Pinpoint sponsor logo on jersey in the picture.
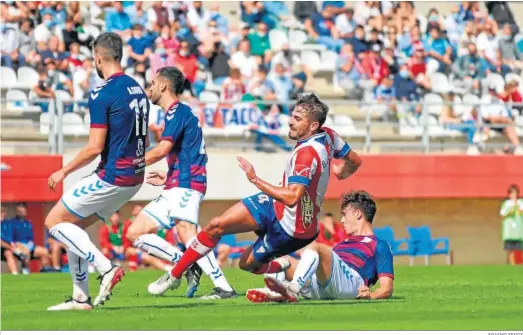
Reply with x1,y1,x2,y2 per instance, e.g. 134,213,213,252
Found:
301,192,314,229
295,164,311,178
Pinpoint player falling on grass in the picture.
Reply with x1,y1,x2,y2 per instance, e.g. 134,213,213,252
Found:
125,67,237,299
246,190,394,303
45,32,149,310
148,93,363,295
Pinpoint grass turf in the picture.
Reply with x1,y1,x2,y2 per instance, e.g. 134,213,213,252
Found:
1,265,523,330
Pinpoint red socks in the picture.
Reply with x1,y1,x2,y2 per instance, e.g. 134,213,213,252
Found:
252,260,285,274
170,231,219,279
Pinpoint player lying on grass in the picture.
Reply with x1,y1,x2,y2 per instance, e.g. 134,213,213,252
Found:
246,190,394,303
125,67,236,299
147,93,362,295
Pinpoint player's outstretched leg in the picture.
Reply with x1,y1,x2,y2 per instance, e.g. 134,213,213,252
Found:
149,202,259,296
48,250,93,311
265,244,333,303
45,202,125,308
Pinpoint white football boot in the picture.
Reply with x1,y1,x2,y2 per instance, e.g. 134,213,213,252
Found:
93,265,125,306
264,276,300,303
47,297,93,311
148,272,181,296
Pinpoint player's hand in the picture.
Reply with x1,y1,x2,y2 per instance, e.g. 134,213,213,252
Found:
237,156,258,183
146,171,167,186
332,162,347,180
48,169,66,192
356,285,371,300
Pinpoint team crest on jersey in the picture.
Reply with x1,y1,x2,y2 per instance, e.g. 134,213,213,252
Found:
300,192,314,229
136,138,144,156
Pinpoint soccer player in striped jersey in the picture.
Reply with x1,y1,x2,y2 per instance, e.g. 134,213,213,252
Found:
247,190,395,303
147,93,362,295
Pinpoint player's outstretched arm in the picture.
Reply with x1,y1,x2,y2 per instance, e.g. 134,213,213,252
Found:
237,156,306,207
145,140,174,166
48,128,107,191
332,150,362,180
357,277,393,300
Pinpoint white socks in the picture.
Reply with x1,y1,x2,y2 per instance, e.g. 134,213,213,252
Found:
292,249,319,289
133,234,184,263
49,222,112,275
67,249,89,302
188,241,233,292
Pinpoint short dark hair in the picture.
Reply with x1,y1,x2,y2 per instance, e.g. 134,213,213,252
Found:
15,202,27,208
295,93,329,127
157,67,186,95
91,32,123,62
508,184,520,195
340,190,377,223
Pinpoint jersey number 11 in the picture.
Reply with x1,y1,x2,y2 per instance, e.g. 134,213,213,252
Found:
129,98,147,136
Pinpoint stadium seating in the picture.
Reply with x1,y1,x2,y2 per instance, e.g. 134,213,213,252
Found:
373,227,410,256
407,226,451,266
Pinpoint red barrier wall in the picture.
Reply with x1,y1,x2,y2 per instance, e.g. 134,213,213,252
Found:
326,155,523,199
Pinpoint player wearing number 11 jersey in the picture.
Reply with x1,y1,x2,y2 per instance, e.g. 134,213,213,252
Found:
45,32,148,310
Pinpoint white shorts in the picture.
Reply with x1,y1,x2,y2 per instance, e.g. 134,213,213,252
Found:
61,173,142,222
307,251,365,300
142,187,204,229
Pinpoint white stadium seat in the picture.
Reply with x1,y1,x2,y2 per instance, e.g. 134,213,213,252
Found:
79,45,92,58
288,30,307,49
320,50,338,72
199,91,220,103
1,66,17,88
423,93,444,116
485,73,505,93
40,113,52,134
300,51,321,72
62,113,87,136
505,73,522,87
269,29,288,51
6,89,28,110
16,66,39,89
430,73,450,94
85,25,101,39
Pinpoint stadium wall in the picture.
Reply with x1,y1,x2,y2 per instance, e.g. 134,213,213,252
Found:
1,154,522,265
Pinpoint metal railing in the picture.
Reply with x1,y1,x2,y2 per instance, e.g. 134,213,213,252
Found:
2,95,522,154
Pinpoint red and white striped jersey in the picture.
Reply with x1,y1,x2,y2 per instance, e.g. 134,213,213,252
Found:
274,127,351,239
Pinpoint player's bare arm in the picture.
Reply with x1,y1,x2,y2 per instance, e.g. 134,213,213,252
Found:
48,127,107,191
238,156,307,207
332,150,362,180
145,139,174,166
357,276,394,300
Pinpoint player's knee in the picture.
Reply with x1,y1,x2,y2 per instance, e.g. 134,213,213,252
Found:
204,217,224,238
3,249,13,258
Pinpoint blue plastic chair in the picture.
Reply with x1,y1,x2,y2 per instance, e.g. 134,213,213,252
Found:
407,226,451,266
218,235,252,262
374,226,410,256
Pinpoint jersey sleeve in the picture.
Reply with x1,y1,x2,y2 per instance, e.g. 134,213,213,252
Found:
88,90,110,128
376,240,394,280
0,221,14,243
161,110,185,143
325,127,351,159
288,147,318,187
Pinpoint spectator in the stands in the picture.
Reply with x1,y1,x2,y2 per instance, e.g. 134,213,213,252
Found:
18,19,36,57
127,24,152,67
367,28,384,50
394,63,422,118
62,17,81,51
290,71,307,100
241,1,275,29
249,104,292,152
106,2,132,39
499,80,523,116
322,1,347,16
133,62,147,88
500,184,523,265
149,38,176,78
66,1,85,25
1,207,19,275
147,1,172,32
264,1,293,27
67,42,85,72
336,43,364,99
231,39,259,80
208,42,230,86
345,25,368,54
175,40,204,97
335,7,357,40
499,23,523,72
268,62,293,102
407,48,432,91
488,49,512,77
425,26,453,73
40,35,68,71
480,84,523,155
360,43,390,88
294,1,318,24
208,3,229,35
477,20,500,64
445,5,466,45
247,65,276,101
130,1,148,27
229,22,251,54
1,24,25,70
486,1,519,34
74,59,103,101
248,22,271,62
374,76,396,120
425,8,445,33
452,42,488,95
382,46,399,75
458,21,478,56
440,91,482,155
221,67,246,102
33,66,56,112
187,1,211,34
383,26,398,51
34,13,53,43
305,7,344,52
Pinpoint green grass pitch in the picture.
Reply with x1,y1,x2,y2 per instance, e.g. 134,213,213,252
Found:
2,265,523,330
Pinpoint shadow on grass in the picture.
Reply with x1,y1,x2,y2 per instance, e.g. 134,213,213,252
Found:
104,302,218,311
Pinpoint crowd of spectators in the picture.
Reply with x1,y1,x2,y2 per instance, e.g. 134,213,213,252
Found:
1,1,523,154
